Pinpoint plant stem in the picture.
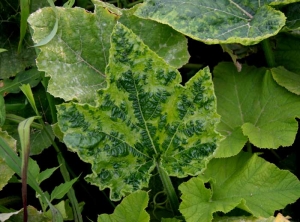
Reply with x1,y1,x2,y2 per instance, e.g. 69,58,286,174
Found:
156,162,179,215
39,82,83,222
261,39,276,68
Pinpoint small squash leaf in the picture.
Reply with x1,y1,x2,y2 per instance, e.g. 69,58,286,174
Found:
179,152,300,221
213,62,300,158
57,23,221,200
134,0,287,45
97,191,149,222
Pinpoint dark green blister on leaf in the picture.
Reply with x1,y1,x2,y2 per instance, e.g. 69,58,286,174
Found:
57,23,221,201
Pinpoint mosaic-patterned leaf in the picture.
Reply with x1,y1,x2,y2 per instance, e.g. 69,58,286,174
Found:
213,62,300,158
179,152,300,221
57,23,221,200
28,1,189,104
118,5,189,68
134,0,288,45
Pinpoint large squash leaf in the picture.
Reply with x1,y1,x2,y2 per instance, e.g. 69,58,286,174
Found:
28,6,110,104
57,23,221,200
179,152,300,221
213,62,300,158
134,0,289,45
28,1,189,104
97,191,149,222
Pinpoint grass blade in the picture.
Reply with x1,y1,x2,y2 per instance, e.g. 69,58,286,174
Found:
18,0,30,53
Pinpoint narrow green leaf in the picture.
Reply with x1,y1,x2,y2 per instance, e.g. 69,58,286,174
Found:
20,84,39,115
0,68,42,97
18,116,40,219
33,18,58,47
57,23,221,200
97,191,150,222
63,0,75,8
213,62,300,157
33,0,59,47
37,166,60,184
50,177,78,201
179,152,300,221
18,0,30,52
0,132,61,220
135,0,286,45
0,95,5,126
0,48,7,53
0,130,16,191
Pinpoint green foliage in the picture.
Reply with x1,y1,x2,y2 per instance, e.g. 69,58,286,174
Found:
57,23,220,200
213,62,300,157
179,152,300,221
134,0,288,45
1,0,300,221
97,191,149,222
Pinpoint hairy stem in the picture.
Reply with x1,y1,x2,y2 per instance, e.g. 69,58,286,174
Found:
156,162,179,215
261,39,276,68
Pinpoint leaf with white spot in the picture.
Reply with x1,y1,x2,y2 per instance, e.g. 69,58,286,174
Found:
28,6,113,104
57,23,221,200
134,0,289,45
28,1,189,104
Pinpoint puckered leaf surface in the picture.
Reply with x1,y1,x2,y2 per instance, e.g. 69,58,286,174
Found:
97,191,149,222
134,0,288,45
179,152,300,221
28,1,189,104
57,23,221,200
213,62,300,158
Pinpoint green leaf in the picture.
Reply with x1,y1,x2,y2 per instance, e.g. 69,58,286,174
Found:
118,5,189,68
28,6,114,103
0,206,51,222
179,152,300,221
0,130,16,191
37,166,59,184
57,23,221,200
161,218,182,222
30,124,55,155
281,2,300,31
213,62,300,158
274,34,300,73
0,68,42,97
0,95,5,126
134,0,287,45
0,48,7,53
271,66,300,95
97,191,149,222
50,177,78,201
